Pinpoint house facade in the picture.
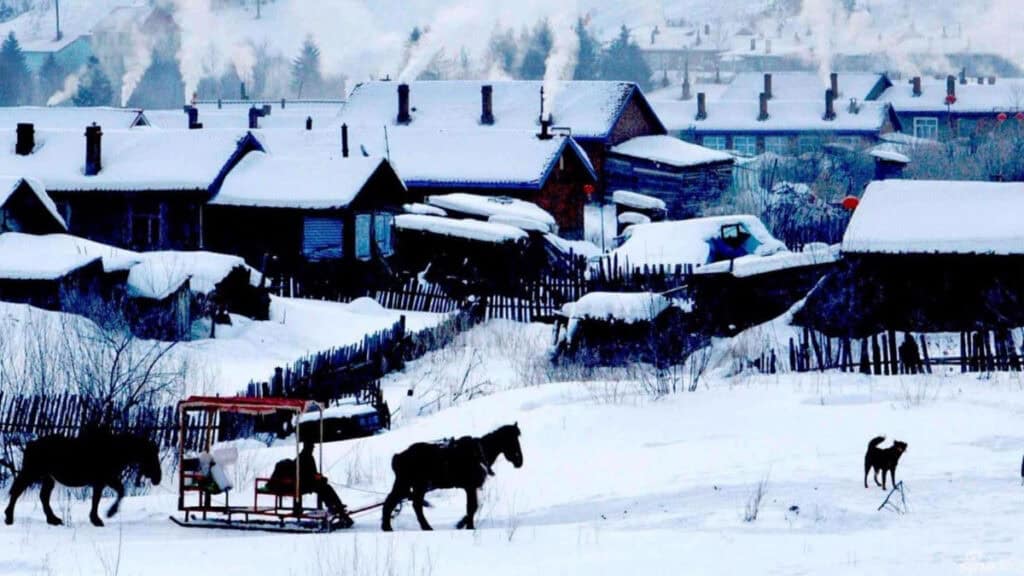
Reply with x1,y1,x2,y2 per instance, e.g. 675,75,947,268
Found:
880,75,1024,142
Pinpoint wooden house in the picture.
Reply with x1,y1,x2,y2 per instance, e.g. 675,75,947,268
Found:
796,180,1024,337
0,233,106,313
0,176,66,235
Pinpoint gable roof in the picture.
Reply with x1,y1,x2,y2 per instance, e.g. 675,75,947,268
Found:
0,176,65,230
843,180,1024,256
721,72,890,102
341,80,664,141
880,78,1024,114
652,98,894,134
0,128,260,193
0,107,149,130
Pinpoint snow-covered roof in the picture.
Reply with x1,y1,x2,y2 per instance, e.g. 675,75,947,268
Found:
0,0,130,52
610,135,733,167
341,80,664,140
618,212,651,226
561,292,670,323
880,78,1024,114
612,190,667,211
0,176,65,230
869,148,910,164
653,99,892,133
843,180,1024,256
213,151,395,210
297,402,377,424
147,101,345,131
395,214,528,244
694,244,841,278
0,128,254,192
126,260,190,300
403,203,447,217
426,193,556,233
721,72,888,102
610,215,786,269
0,107,149,131
0,233,100,280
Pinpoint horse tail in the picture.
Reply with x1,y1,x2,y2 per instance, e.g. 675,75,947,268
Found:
868,436,886,450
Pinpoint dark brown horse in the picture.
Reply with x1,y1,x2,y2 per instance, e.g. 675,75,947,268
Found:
382,423,523,531
5,433,162,527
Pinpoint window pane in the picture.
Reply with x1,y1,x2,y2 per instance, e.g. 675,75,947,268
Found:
355,214,372,260
303,216,343,260
374,213,394,256
702,136,726,150
733,136,757,156
764,137,789,155
913,117,938,140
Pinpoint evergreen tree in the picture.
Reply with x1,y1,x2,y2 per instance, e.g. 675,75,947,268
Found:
291,36,322,98
518,19,552,80
487,25,517,74
573,18,600,80
37,53,65,104
127,53,184,109
0,32,32,105
599,26,653,90
72,57,115,107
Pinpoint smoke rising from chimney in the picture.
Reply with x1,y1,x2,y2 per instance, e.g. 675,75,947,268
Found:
541,5,580,122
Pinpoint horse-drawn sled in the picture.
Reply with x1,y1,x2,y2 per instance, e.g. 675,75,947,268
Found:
170,396,382,534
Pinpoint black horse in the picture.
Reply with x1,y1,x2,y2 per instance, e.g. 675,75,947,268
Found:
382,423,523,531
5,433,162,527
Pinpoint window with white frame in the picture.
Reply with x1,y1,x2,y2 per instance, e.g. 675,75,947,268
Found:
834,135,862,148
732,135,758,156
797,135,821,155
702,135,727,150
374,213,394,256
302,216,343,261
913,117,939,140
354,214,372,260
764,136,790,155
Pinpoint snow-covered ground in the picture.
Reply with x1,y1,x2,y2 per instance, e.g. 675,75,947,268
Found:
3,320,1024,575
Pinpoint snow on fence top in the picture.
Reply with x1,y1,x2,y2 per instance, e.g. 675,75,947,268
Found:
561,292,670,323
611,215,785,269
0,233,99,280
427,193,556,232
0,176,65,229
610,135,733,168
843,180,1024,256
612,190,667,211
395,214,528,244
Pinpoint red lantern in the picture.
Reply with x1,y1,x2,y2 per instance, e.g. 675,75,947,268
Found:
583,184,595,196
997,112,1009,122
944,94,957,105
1016,112,1024,121
841,196,860,211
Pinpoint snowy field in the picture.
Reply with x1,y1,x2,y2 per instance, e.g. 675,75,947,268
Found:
2,321,1024,575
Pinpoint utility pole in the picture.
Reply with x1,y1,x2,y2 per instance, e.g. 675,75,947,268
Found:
55,0,62,41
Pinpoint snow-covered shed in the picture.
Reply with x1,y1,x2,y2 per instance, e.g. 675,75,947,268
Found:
0,232,105,313
425,193,557,234
0,176,65,234
797,180,1024,336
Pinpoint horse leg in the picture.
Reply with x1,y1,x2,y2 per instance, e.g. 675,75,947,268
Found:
89,483,106,527
39,477,63,526
381,480,408,532
4,471,35,525
456,488,478,530
411,488,432,531
106,478,125,519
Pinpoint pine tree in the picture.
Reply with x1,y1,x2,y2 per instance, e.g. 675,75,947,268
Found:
487,25,517,74
72,57,115,107
573,18,600,80
127,53,184,109
0,32,32,106
518,19,552,80
291,36,322,98
599,26,653,90
37,53,66,104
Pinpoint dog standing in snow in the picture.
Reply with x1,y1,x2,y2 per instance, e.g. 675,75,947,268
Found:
864,436,907,490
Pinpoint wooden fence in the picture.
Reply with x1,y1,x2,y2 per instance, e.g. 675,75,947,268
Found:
371,278,461,314
590,255,693,293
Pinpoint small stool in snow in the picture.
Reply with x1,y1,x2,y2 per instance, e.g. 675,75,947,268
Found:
877,481,908,514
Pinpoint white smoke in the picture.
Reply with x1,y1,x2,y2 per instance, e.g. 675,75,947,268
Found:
542,6,581,121
120,24,155,107
47,73,81,106
398,2,490,82
797,0,837,86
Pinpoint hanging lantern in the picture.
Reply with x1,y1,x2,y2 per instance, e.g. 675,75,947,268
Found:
583,184,595,196
841,196,860,211
997,112,1008,122
1016,112,1024,121
944,94,957,105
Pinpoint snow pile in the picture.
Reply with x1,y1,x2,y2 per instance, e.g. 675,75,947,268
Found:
610,215,786,269
868,147,911,164
843,180,1024,255
403,202,447,217
427,193,556,233
395,214,528,244
561,291,670,323
618,212,651,226
126,260,190,300
694,244,841,278
0,176,64,229
610,135,733,168
611,190,667,211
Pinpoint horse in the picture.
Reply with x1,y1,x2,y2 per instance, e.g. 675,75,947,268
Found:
4,432,162,527
381,423,523,531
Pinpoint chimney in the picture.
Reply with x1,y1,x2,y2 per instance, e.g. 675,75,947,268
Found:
538,117,553,140
763,73,773,100
183,105,203,130
240,81,248,101
480,85,494,125
978,76,984,85
15,123,34,156
959,67,967,85
248,105,270,129
750,37,756,51
912,76,922,97
306,116,313,131
989,76,996,85
946,75,956,100
217,98,222,109
85,124,102,176
765,38,772,54
397,83,411,124
830,72,839,98
281,98,287,109
758,92,769,121
681,77,691,100
341,123,349,158
824,89,836,121
696,92,707,120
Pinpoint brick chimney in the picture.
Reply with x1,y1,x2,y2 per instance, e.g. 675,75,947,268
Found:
480,85,495,125
912,76,922,97
696,92,707,120
989,76,996,85
240,81,248,101
85,124,102,176
758,92,769,121
15,123,34,156
248,105,270,129
946,75,956,100
341,123,349,158
183,105,203,130
763,73,772,100
281,98,287,109
830,72,839,98
959,67,967,85
750,37,756,51
306,116,313,131
397,84,411,124
824,89,836,121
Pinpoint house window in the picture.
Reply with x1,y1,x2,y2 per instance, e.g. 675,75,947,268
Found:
834,135,861,148
913,117,939,140
355,214,372,260
797,135,821,155
302,216,343,261
374,213,394,256
732,135,757,156
131,205,161,249
764,136,790,155
702,135,727,150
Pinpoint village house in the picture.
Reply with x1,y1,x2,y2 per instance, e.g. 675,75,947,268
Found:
0,176,66,235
